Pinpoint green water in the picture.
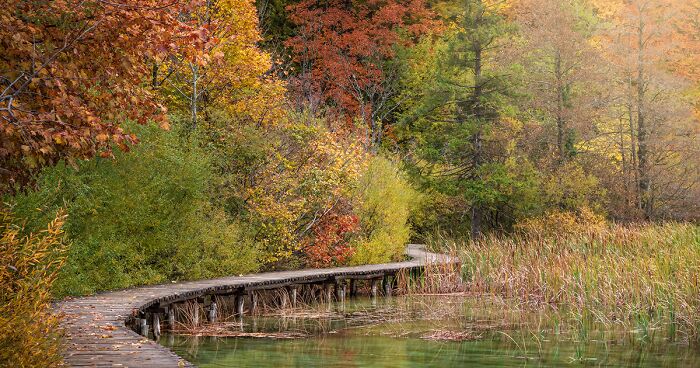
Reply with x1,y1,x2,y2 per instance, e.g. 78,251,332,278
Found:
159,296,700,367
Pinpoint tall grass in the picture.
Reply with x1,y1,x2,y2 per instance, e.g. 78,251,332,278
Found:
0,209,66,367
430,222,700,342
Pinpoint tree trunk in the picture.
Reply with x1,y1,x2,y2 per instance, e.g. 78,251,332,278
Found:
370,115,382,153
635,14,652,219
618,118,631,209
627,100,639,212
470,39,484,239
555,51,566,163
190,63,199,131
151,63,159,89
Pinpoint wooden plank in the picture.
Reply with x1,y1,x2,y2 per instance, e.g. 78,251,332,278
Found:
334,273,384,281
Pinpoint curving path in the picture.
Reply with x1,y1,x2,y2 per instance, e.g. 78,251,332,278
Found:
57,244,457,367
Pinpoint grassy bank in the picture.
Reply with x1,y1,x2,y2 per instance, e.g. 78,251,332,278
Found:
430,222,700,342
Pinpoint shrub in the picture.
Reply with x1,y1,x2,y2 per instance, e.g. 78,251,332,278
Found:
208,111,368,267
542,160,606,213
304,209,359,267
514,206,607,238
9,124,259,297
350,156,419,265
0,208,66,367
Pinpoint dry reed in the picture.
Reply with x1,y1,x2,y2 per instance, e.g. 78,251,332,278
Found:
431,222,700,342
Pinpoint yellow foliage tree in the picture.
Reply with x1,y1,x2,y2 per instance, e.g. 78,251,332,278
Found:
157,0,285,129
244,117,368,264
351,156,419,265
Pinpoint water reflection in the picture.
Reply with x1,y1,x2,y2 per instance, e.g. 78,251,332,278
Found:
160,296,700,368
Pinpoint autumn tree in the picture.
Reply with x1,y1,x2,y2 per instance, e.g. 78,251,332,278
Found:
591,0,700,219
514,0,603,164
0,0,201,192
286,0,436,150
669,1,700,83
155,0,283,132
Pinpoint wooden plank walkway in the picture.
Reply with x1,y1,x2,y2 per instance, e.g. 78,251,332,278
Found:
56,245,455,367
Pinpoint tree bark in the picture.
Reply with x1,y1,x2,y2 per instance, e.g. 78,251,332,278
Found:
470,37,484,239
555,50,566,163
635,13,652,219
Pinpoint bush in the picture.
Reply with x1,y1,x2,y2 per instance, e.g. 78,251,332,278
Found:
304,208,359,267
514,207,607,238
9,124,259,297
0,208,66,367
542,160,606,213
206,110,368,267
350,156,419,265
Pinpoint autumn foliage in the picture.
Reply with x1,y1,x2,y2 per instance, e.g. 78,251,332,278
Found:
286,0,436,146
158,0,285,129
1,0,697,316
0,209,66,367
0,0,203,189
304,210,359,268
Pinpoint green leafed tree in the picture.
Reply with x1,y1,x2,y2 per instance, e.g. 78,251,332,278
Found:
398,0,533,237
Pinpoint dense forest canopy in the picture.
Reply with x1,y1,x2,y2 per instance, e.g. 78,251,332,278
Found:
1,0,698,288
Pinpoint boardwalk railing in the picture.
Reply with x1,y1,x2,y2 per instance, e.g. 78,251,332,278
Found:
57,244,458,367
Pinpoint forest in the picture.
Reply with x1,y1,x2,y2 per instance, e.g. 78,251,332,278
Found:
1,0,699,366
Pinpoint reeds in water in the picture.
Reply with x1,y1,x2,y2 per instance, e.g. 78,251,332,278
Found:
430,222,700,342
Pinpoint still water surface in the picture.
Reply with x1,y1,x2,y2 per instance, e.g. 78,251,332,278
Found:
160,296,700,367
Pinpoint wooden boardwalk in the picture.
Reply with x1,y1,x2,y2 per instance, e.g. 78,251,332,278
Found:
56,245,455,367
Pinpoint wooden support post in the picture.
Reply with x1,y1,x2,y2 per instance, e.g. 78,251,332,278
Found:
139,316,148,337
250,292,258,315
383,275,393,297
153,313,161,340
235,294,245,317
167,305,175,330
350,279,357,298
325,283,334,303
228,294,237,315
290,286,298,308
337,281,346,303
130,317,139,333
208,300,217,323
371,279,379,298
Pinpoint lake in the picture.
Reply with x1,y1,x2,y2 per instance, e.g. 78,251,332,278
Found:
160,295,700,367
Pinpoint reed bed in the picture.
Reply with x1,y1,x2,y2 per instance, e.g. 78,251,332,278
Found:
431,222,700,342
396,258,465,295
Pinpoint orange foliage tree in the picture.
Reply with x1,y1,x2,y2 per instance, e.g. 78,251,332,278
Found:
286,0,436,150
304,209,359,267
668,1,700,81
589,0,700,219
0,1,203,190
